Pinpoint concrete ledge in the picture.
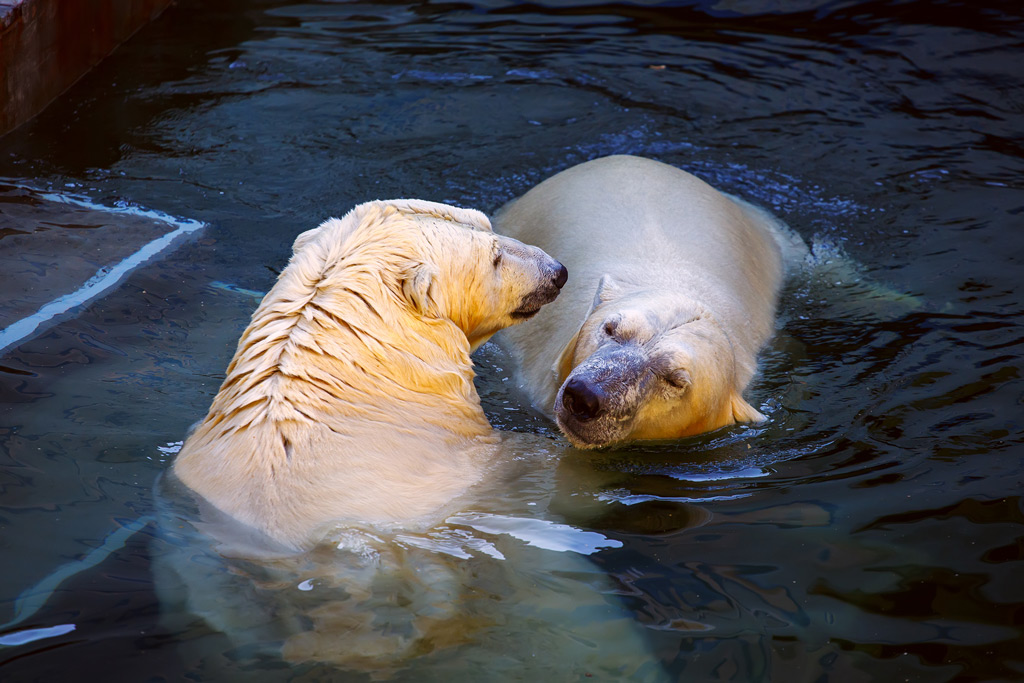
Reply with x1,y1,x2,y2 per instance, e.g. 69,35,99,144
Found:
0,182,205,354
0,0,172,137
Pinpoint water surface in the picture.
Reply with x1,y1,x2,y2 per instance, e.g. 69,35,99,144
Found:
1,0,1022,681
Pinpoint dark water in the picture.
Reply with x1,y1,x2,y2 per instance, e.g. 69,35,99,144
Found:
1,0,1023,680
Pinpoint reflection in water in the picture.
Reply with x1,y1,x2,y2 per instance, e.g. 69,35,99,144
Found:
0,0,1022,680
0,623,77,647
151,440,670,681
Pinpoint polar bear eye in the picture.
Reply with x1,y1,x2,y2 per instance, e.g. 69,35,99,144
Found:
664,369,691,390
603,318,618,337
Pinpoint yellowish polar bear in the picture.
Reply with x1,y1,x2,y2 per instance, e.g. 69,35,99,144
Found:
496,155,804,448
158,199,660,678
172,199,566,551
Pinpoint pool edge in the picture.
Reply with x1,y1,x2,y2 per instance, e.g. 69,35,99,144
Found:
0,0,173,138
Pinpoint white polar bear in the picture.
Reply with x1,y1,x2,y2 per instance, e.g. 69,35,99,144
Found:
495,155,804,448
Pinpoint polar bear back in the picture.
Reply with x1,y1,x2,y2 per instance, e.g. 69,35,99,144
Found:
499,156,781,333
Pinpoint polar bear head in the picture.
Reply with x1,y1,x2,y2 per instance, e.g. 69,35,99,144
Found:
287,200,567,352
552,274,764,449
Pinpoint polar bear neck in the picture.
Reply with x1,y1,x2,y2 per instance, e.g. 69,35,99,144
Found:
205,264,492,438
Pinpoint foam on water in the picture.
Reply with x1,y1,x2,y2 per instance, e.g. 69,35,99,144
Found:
447,512,623,554
396,527,507,560
599,491,752,505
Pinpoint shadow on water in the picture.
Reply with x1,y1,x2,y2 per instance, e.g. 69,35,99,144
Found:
1,0,1023,681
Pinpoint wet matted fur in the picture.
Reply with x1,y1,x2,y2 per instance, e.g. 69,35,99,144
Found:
173,199,565,551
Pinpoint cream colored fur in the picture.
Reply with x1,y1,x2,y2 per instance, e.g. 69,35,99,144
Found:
173,199,562,550
496,155,798,448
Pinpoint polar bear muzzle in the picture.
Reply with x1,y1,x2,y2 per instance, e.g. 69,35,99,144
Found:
554,342,650,448
500,237,568,320
511,259,568,319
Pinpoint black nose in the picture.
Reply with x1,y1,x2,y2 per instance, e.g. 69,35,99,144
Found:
553,262,568,289
562,377,605,421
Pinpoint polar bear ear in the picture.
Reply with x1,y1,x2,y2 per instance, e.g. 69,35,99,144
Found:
291,225,322,253
401,263,442,318
592,273,624,308
731,393,766,423
293,213,362,255
554,325,583,384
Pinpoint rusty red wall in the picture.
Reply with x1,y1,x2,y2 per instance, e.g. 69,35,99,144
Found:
0,0,172,137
